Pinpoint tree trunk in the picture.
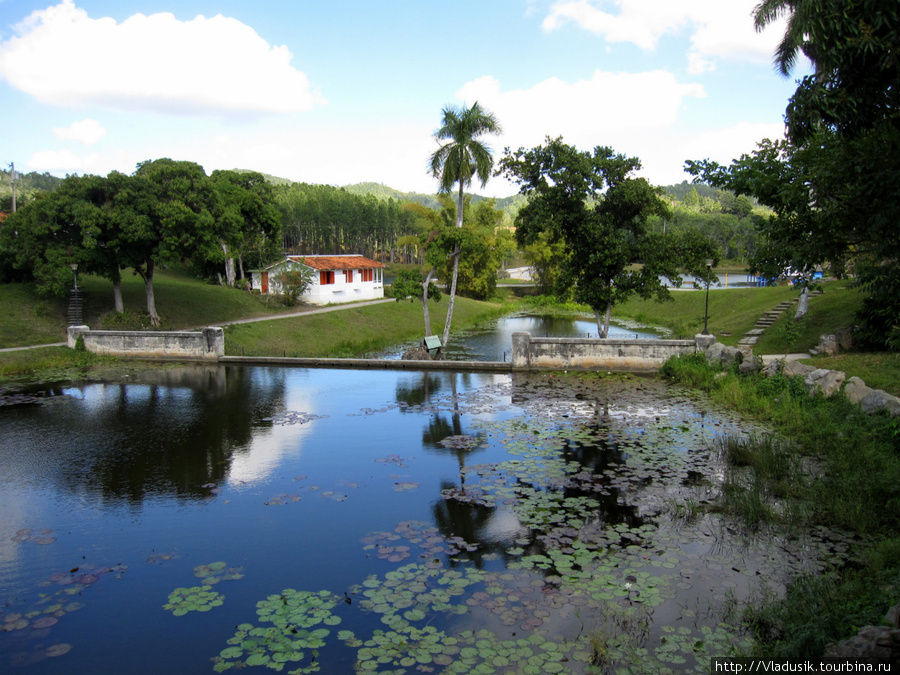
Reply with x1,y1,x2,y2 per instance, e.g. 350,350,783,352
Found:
238,255,245,281
113,278,124,313
442,245,460,348
421,267,436,335
594,304,612,338
795,284,810,319
222,242,236,287
441,182,466,349
142,260,160,326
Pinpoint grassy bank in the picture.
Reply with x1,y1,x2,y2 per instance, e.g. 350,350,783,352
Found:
0,268,313,349
224,296,513,358
613,285,799,344
661,354,900,660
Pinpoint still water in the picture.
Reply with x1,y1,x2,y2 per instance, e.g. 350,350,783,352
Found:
0,365,838,674
382,314,663,361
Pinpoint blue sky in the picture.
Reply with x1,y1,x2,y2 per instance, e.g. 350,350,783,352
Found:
0,0,809,197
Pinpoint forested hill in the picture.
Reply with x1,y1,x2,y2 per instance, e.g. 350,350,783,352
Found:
341,182,526,213
0,169,63,211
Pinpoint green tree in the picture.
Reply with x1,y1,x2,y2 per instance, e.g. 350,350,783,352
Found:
428,101,502,348
500,137,717,337
391,268,442,335
210,170,281,286
521,230,567,296
0,174,130,310
129,159,219,326
432,196,509,302
689,2,900,333
278,263,316,306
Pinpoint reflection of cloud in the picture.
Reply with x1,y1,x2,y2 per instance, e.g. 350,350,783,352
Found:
0,1,325,116
481,507,527,543
226,389,318,487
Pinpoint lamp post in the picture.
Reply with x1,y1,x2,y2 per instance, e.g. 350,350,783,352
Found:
701,258,713,335
71,263,78,292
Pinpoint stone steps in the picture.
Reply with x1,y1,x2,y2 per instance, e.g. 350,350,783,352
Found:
736,290,823,347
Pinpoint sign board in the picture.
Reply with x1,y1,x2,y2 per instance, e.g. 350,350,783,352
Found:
423,335,442,352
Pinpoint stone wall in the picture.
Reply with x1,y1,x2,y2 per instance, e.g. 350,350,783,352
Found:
511,332,703,372
67,325,224,361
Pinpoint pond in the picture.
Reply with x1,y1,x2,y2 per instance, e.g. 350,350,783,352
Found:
0,366,849,674
380,314,664,361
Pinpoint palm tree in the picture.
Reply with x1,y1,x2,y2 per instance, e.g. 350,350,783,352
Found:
429,102,502,350
753,0,817,75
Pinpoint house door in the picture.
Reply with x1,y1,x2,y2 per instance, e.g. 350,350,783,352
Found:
261,272,269,294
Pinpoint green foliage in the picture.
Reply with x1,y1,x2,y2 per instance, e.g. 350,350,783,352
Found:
430,196,510,301
690,1,900,324
390,269,440,303
500,136,718,337
660,352,719,390
274,182,416,260
204,170,282,284
520,231,568,296
278,267,315,306
853,260,900,351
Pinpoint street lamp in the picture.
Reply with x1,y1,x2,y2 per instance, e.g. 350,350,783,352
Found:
701,258,713,335
71,263,78,292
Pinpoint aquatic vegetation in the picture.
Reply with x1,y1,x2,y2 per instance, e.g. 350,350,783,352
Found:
193,561,244,585
163,586,224,616
213,590,342,673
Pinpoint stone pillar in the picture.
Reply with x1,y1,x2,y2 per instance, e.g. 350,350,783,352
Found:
694,334,716,352
202,327,225,359
67,325,90,349
511,332,531,370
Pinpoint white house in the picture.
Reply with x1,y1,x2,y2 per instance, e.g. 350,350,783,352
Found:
251,255,386,305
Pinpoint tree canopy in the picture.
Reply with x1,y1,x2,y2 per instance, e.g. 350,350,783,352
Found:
688,0,900,346
500,137,717,337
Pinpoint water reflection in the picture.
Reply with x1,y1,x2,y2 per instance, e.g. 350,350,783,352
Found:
0,365,834,674
381,313,664,361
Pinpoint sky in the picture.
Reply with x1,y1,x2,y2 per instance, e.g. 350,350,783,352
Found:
0,0,810,198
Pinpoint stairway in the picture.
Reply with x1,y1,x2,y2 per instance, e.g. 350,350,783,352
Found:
737,291,822,347
68,288,83,326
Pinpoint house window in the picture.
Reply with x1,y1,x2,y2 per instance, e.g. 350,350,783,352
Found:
360,269,373,282
320,271,334,285
344,269,353,283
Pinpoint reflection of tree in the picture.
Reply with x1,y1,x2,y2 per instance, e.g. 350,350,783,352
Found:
432,481,505,569
31,366,289,506
394,372,443,408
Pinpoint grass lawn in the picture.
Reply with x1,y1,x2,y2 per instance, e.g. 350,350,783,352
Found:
0,268,318,349
224,296,509,358
753,281,862,354
802,351,900,397
612,285,799,343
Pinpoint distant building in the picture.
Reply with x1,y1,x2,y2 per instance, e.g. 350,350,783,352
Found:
251,255,386,305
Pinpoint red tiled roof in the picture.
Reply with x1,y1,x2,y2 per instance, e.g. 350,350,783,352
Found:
286,255,385,270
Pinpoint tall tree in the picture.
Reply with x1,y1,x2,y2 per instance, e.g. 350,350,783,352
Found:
129,159,219,326
210,170,281,286
501,137,717,337
691,1,900,336
428,101,502,349
0,174,129,309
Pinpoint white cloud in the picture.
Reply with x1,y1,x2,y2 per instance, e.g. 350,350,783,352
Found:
542,0,789,71
456,70,704,149
52,119,106,145
27,148,105,174
680,121,786,167
0,0,325,116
